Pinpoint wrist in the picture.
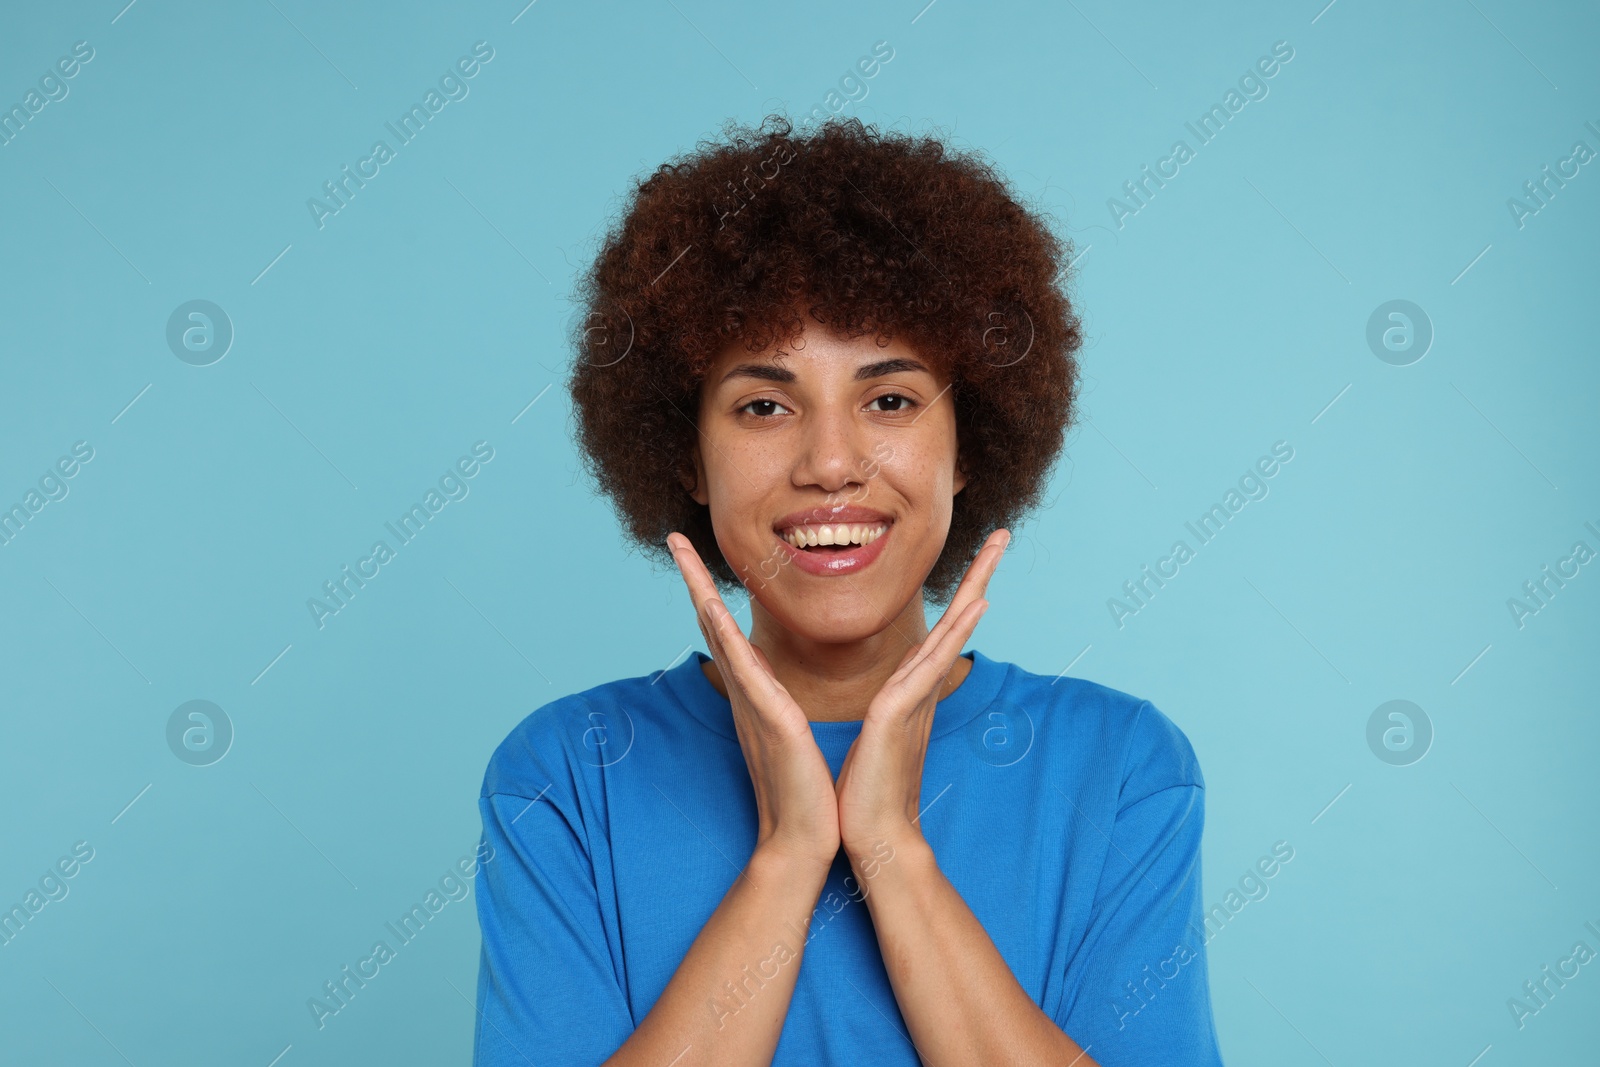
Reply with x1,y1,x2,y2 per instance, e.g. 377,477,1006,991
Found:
749,840,834,887
844,832,935,917
843,824,927,870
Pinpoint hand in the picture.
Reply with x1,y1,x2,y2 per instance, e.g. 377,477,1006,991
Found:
834,529,1010,860
667,532,841,871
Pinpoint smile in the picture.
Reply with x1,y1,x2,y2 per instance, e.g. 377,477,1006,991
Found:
778,522,888,550
772,520,894,577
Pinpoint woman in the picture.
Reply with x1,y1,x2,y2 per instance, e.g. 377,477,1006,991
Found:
473,116,1224,1066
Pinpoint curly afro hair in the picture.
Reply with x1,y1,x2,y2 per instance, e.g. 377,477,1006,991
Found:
567,114,1083,606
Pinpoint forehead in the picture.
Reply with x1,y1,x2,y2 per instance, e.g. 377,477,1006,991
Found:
702,326,945,389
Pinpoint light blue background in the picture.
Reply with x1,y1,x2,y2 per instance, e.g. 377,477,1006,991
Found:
2,0,1596,1063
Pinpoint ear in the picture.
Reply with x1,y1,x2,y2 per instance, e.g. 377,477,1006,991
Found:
681,443,710,505
952,450,969,496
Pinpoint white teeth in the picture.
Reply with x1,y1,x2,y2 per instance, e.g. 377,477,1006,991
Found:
781,523,887,549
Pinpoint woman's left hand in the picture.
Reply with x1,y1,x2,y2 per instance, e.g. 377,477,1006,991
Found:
834,529,1010,860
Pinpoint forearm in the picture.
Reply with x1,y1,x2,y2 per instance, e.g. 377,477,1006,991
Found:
851,835,1098,1067
605,847,830,1067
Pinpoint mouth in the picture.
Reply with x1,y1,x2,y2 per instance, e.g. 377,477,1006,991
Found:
778,521,889,552
771,508,894,576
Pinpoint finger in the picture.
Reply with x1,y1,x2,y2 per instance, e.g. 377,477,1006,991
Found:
902,597,989,698
950,528,1009,613
890,639,921,676
708,601,776,684
667,531,722,611
699,593,778,706
936,529,1008,633
748,642,780,682
668,533,748,680
665,535,781,708
671,540,732,663
915,530,1009,674
667,534,747,668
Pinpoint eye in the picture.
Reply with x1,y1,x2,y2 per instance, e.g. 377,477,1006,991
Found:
867,393,918,414
738,398,791,418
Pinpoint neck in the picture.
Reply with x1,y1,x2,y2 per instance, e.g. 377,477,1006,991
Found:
700,589,972,722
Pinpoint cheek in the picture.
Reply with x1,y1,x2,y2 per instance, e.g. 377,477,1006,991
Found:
704,453,782,565
926,486,957,539
873,458,950,542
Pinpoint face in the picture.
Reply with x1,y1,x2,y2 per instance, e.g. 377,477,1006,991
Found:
685,316,967,643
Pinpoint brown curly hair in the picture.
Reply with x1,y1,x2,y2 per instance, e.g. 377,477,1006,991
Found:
567,114,1083,606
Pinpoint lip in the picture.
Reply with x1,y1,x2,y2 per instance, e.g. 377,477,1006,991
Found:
772,504,893,532
773,509,894,578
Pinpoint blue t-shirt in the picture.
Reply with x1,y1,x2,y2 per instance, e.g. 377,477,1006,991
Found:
473,648,1225,1066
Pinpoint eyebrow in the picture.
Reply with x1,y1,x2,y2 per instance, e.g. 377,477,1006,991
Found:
718,357,931,386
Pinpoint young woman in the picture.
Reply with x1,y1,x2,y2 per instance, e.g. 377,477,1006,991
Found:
473,117,1224,1066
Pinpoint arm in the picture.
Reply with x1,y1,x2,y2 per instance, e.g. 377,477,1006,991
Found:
604,845,831,1067
473,789,833,1067
480,533,850,1065
847,831,1099,1067
1054,781,1223,1064
840,702,1224,1065
831,531,1086,1063
608,532,849,1064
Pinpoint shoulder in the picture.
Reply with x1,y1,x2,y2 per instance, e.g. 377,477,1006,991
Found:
992,657,1205,802
479,666,664,799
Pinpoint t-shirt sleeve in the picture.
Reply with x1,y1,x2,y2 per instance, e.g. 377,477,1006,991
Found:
473,786,636,1066
1053,701,1225,1066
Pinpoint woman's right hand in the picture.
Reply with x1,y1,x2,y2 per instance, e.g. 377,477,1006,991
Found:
668,532,840,872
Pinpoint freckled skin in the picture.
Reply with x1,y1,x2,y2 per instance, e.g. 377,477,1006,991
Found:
682,315,971,722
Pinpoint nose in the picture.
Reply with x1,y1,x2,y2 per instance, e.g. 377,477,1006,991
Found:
792,399,871,495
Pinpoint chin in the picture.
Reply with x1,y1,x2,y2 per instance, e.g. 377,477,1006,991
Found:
769,612,887,646
753,578,917,641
